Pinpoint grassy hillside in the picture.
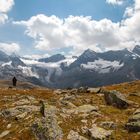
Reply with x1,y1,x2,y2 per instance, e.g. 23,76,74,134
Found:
0,80,139,140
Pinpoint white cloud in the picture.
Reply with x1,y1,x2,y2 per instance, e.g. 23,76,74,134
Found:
13,0,140,55
106,0,124,5
124,7,134,17
0,0,14,24
0,13,8,24
14,15,122,55
0,0,14,13
121,0,140,42
23,54,50,60
0,42,20,54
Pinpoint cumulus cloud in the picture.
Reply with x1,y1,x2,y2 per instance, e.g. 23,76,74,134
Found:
121,0,140,41
0,13,8,24
14,15,122,54
106,0,124,5
13,0,140,55
0,0,14,24
23,54,50,60
124,7,134,17
0,0,14,13
0,42,20,54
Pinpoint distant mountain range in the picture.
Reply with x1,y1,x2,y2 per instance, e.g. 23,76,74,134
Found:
0,45,140,88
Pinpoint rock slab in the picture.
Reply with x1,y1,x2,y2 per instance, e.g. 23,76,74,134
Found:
126,108,140,132
103,90,129,109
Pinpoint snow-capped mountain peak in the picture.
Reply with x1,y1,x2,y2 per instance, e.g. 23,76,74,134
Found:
0,46,140,88
133,45,140,56
39,54,65,63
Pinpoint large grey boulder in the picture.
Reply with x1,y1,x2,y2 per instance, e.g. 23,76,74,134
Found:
1,108,21,118
64,105,98,115
32,105,63,140
15,112,28,121
87,124,113,140
0,130,10,139
99,121,117,130
126,108,140,132
103,90,129,109
87,88,101,93
77,105,98,114
129,92,140,97
67,130,88,140
77,87,89,93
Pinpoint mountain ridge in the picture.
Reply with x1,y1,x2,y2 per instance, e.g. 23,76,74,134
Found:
0,45,140,88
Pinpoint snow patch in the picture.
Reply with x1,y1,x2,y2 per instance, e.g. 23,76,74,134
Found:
18,66,39,78
1,61,12,67
21,57,76,83
81,59,124,73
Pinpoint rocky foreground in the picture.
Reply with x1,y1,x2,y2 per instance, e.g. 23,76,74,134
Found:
0,81,140,140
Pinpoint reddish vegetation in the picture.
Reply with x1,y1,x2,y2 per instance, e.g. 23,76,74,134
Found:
0,80,139,140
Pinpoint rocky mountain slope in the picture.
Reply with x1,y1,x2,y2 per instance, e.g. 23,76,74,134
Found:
0,80,140,140
0,45,140,88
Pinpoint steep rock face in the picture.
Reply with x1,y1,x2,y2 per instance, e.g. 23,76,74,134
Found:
0,50,10,62
39,54,65,63
133,45,140,56
0,46,140,88
98,49,133,62
70,49,98,68
10,56,26,67
46,47,140,88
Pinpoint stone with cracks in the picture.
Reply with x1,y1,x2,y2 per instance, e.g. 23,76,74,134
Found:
103,90,129,109
126,108,140,132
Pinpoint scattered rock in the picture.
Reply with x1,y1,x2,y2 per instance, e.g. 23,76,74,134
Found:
103,90,129,109
81,119,87,124
126,108,140,132
63,104,98,116
83,99,92,104
134,108,140,115
126,121,140,132
77,105,98,114
67,130,88,140
60,90,69,94
54,89,63,95
32,105,63,140
87,124,113,140
87,88,101,93
99,121,117,129
77,87,89,93
14,98,30,106
81,126,88,134
129,92,140,97
61,100,76,108
1,105,39,119
70,89,78,95
0,130,10,138
15,112,28,120
63,94,75,101
1,108,21,118
7,124,12,129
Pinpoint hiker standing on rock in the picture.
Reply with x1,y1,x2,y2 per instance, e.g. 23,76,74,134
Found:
12,77,17,87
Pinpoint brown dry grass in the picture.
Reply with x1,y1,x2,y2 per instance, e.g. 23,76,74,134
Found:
0,80,140,140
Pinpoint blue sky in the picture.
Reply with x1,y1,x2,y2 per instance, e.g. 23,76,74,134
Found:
0,0,139,57
10,0,130,22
